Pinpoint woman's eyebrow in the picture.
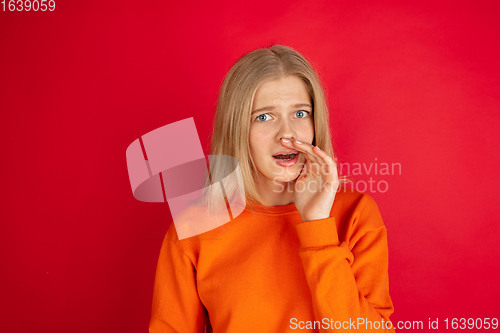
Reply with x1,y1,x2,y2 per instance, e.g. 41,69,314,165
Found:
251,106,275,114
293,103,313,109
251,103,312,114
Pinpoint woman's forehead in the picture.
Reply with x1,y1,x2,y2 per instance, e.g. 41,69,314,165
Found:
253,76,311,109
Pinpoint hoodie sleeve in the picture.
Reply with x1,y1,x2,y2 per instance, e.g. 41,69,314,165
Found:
294,193,395,332
149,224,209,333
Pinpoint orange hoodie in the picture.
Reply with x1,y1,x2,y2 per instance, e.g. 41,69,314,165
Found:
149,187,395,332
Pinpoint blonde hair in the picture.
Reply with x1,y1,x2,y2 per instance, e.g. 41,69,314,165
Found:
207,44,337,210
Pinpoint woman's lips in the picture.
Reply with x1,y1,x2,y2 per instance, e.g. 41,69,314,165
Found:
273,153,299,167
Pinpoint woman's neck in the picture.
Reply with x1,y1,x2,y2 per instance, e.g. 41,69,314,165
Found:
254,176,295,207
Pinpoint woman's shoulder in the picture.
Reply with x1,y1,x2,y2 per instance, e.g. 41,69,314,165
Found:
334,186,380,209
332,186,387,235
165,204,228,242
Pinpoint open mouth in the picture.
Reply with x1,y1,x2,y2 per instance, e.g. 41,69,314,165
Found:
273,154,297,161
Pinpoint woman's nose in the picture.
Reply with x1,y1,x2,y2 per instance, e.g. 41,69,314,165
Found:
276,119,296,142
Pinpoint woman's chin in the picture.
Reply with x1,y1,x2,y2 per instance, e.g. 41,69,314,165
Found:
272,172,300,183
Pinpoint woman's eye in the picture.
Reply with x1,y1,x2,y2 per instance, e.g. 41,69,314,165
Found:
295,110,309,118
255,113,271,122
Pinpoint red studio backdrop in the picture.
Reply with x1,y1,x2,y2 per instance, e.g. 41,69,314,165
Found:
1,1,499,332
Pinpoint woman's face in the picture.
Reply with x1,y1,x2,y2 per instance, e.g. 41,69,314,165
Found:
249,75,315,184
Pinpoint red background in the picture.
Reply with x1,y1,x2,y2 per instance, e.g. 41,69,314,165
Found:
1,0,499,332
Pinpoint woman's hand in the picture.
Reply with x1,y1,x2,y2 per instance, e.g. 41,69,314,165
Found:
280,138,340,222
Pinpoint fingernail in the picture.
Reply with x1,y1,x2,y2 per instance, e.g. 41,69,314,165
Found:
295,140,302,144
281,138,290,143
315,146,321,150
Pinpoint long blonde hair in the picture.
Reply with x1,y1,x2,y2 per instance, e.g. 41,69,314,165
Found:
208,44,336,209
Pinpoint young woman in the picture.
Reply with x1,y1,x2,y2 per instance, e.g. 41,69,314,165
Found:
149,45,395,332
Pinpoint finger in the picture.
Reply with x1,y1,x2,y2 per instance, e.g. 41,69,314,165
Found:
280,139,321,172
311,145,334,165
312,146,339,180
297,160,308,180
289,139,321,167
298,143,334,176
